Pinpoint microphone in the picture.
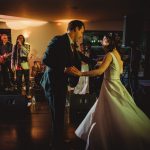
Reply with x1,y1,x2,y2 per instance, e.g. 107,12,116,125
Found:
16,40,21,47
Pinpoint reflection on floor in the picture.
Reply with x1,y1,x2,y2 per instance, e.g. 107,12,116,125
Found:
0,85,150,150
0,97,86,150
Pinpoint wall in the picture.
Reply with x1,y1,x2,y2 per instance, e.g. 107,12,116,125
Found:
0,20,123,65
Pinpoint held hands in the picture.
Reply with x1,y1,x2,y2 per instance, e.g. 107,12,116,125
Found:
64,66,82,76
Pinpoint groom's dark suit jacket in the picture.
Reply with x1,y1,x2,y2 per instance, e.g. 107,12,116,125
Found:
40,33,96,104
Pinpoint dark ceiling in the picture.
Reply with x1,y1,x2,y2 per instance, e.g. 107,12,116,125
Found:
0,0,149,22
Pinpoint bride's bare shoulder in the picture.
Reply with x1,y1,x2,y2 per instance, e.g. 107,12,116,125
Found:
102,52,113,65
105,52,113,58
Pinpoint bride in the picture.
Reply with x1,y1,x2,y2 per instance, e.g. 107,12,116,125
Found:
71,33,150,150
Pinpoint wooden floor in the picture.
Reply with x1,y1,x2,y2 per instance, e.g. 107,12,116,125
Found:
0,97,86,150
0,85,150,150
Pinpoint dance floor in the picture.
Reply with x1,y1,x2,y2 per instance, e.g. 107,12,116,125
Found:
0,85,149,150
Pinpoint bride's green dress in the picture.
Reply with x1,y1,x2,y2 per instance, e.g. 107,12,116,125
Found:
75,53,150,150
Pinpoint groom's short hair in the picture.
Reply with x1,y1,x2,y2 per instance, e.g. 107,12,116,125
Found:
67,20,85,31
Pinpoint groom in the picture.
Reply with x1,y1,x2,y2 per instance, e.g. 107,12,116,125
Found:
40,20,96,149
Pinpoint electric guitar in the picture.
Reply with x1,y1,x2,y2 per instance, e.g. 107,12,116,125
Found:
0,52,12,64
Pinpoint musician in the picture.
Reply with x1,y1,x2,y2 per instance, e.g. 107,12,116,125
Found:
11,35,31,98
31,61,42,77
31,61,43,87
0,34,13,91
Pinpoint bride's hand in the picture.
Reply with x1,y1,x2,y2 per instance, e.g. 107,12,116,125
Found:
64,66,82,76
70,66,82,76
70,67,87,76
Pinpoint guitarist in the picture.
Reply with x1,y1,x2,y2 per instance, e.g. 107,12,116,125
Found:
0,34,13,92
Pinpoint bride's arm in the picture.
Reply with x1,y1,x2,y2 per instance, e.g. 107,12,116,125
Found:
82,53,112,77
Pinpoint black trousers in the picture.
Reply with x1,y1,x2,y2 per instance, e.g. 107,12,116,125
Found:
0,61,13,89
48,82,67,150
16,69,30,95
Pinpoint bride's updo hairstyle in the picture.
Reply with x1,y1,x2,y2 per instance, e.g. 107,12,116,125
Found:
103,33,121,52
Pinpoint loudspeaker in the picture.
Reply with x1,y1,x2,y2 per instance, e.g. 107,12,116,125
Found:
139,80,150,96
122,15,143,47
0,95,28,117
136,80,150,116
